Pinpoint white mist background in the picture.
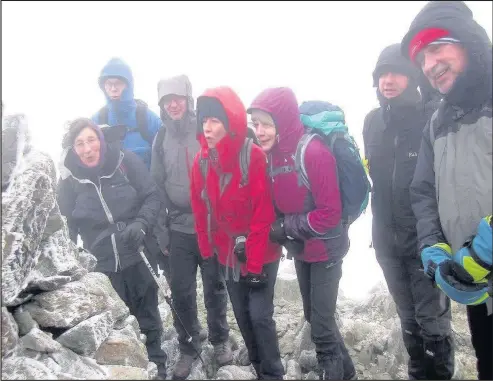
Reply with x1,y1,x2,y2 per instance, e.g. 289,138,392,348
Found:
3,1,492,300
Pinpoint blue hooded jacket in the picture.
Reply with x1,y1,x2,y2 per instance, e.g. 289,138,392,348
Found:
91,58,162,168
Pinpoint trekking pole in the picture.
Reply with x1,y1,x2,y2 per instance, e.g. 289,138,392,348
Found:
138,242,205,365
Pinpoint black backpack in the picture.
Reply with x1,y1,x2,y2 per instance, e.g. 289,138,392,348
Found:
98,99,153,145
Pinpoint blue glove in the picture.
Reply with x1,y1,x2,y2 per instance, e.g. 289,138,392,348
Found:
453,216,492,282
421,243,453,279
435,260,490,305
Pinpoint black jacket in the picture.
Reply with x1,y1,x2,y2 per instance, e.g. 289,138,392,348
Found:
363,90,437,255
57,142,161,272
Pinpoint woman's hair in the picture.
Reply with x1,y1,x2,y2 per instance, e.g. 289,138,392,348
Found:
62,117,101,149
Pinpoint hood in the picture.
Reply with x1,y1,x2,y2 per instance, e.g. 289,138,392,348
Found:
157,75,195,134
372,43,421,109
196,87,247,173
98,58,136,111
157,74,195,114
401,1,492,109
373,43,418,87
248,87,304,154
60,141,122,182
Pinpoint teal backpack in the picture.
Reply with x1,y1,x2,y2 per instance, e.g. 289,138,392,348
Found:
297,101,370,224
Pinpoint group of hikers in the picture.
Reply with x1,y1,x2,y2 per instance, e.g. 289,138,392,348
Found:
52,1,491,380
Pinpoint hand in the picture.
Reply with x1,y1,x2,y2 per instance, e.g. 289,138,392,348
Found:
420,243,452,280
241,272,267,289
435,260,490,305
163,247,170,256
120,221,147,249
234,236,247,263
452,216,492,282
269,218,287,244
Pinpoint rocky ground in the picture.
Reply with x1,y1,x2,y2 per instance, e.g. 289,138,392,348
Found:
156,261,477,380
1,113,477,380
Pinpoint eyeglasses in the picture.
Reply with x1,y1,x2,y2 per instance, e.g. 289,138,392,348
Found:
73,137,99,151
104,79,126,90
161,95,187,107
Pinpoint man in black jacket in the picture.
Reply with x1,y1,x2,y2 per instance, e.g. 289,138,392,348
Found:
363,43,453,380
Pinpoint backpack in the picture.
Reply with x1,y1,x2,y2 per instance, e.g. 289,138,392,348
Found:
297,101,370,225
98,99,154,145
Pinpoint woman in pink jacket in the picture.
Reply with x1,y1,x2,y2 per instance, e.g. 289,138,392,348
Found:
248,87,356,380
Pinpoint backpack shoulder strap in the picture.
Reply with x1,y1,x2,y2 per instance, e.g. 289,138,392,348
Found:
198,152,213,244
134,99,153,145
294,133,317,190
239,138,253,187
99,105,109,125
154,126,167,159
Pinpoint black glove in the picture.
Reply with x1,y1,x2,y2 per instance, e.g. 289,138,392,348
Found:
120,221,147,249
269,218,287,244
234,236,247,263
284,239,305,257
241,272,267,289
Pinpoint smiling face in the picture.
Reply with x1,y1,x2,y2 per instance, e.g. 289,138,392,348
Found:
251,109,277,153
378,72,409,99
73,127,101,167
416,43,468,94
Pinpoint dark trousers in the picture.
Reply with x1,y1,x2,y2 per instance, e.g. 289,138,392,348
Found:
376,252,454,379
169,231,229,355
295,259,355,379
223,260,284,380
467,302,493,380
103,260,167,368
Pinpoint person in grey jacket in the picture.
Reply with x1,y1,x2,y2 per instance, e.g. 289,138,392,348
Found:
150,75,232,380
401,1,492,379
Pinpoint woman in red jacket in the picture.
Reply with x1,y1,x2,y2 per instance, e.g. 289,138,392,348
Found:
249,87,356,380
190,86,284,380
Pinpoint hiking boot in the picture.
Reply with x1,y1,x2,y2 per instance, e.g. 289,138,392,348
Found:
172,352,197,380
199,327,208,342
214,340,233,366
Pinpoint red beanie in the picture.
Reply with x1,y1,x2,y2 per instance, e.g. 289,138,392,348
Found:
409,27,459,62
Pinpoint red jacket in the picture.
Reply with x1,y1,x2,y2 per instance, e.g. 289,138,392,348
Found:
190,86,281,274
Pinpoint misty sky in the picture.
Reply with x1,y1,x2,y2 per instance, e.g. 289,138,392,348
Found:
3,1,492,299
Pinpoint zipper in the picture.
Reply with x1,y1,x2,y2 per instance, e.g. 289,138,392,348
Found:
93,181,121,271
392,129,399,245
68,152,125,272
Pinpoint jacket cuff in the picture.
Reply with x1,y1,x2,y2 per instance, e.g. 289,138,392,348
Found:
135,218,149,233
284,213,321,241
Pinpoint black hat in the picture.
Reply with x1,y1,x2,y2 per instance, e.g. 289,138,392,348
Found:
372,43,418,87
196,96,229,133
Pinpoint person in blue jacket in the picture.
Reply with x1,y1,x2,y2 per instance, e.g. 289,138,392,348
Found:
92,57,162,169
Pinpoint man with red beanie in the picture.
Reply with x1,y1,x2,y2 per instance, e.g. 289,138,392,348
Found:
402,1,492,379
190,86,284,380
